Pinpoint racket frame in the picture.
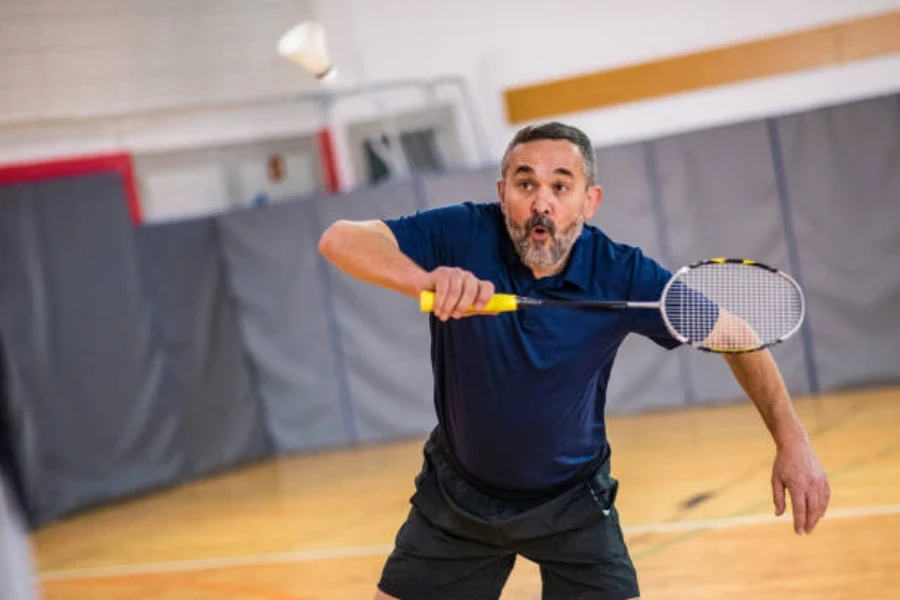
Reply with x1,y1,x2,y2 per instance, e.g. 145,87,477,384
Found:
659,258,806,353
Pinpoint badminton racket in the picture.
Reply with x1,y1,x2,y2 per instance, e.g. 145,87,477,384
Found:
419,258,805,354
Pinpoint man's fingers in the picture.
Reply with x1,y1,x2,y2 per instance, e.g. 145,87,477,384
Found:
806,479,831,533
452,274,480,318
771,444,830,535
805,492,819,533
426,267,497,320
790,485,807,535
473,281,495,311
436,269,462,320
431,270,449,320
772,477,786,517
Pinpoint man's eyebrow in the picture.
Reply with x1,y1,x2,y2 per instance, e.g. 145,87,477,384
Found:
513,165,575,178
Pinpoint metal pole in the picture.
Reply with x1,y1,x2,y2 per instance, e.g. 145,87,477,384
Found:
445,76,493,166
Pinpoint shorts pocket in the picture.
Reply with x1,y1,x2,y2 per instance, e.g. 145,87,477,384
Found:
586,466,619,517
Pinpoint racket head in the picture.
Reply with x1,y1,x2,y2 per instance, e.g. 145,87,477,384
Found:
660,258,805,353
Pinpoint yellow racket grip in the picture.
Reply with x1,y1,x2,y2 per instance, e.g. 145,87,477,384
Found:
419,291,519,313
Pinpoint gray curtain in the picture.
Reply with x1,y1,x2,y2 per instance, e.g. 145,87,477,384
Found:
0,174,176,524
649,120,813,404
313,181,436,443
217,200,351,453
421,165,500,209
775,95,900,392
1,92,897,526
135,219,270,476
590,142,690,412
0,175,271,525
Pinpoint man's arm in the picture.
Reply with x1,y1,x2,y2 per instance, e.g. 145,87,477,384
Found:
722,350,831,535
318,219,495,321
318,219,428,299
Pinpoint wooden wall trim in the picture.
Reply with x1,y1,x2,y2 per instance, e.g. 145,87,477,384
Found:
503,10,900,124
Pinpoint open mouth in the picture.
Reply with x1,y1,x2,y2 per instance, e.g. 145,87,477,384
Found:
530,225,550,240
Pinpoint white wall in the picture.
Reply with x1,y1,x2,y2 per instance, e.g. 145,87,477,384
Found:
318,0,900,162
0,0,308,120
0,0,324,162
2,0,899,219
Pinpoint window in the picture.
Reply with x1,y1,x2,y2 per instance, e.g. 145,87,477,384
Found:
362,128,446,185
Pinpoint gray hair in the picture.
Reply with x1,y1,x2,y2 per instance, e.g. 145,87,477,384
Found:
500,122,596,187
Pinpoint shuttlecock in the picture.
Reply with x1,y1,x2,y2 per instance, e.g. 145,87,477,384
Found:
277,21,337,82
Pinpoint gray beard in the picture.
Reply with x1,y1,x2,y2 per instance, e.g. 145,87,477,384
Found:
504,211,584,273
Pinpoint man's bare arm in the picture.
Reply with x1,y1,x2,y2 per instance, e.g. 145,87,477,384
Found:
318,219,427,299
722,350,807,447
722,350,830,534
318,219,495,320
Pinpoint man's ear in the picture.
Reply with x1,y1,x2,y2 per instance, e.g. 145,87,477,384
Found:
497,178,506,212
583,184,603,220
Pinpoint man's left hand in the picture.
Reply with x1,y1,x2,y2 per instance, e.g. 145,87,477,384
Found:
771,440,831,534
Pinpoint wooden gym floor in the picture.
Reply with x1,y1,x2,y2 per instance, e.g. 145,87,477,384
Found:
33,385,900,599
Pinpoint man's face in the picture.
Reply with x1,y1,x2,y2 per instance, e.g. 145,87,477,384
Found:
497,139,602,275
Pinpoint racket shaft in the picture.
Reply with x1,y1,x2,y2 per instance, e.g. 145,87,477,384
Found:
524,299,658,310
419,292,659,313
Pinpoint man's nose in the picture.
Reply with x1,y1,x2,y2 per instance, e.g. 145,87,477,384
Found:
532,190,553,215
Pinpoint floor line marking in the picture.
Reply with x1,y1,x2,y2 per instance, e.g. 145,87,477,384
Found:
39,503,900,582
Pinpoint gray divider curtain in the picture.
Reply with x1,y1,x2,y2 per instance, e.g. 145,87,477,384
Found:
421,165,500,209
590,143,689,412
775,96,900,392
0,175,268,526
217,200,350,453
0,174,180,524
312,181,436,443
1,92,897,526
134,219,270,476
649,120,812,404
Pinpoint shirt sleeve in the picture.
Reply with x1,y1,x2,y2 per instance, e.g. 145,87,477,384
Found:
381,202,479,273
662,279,720,345
625,248,683,350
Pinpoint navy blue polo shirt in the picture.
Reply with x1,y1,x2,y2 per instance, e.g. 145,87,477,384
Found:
384,201,681,494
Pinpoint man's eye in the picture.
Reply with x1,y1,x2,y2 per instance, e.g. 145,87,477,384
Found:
518,181,533,189
554,184,568,192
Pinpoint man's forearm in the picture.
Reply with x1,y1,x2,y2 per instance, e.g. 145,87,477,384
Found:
723,350,809,449
318,220,427,298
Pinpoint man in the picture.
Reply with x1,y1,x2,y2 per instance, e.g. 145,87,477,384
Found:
318,122,830,599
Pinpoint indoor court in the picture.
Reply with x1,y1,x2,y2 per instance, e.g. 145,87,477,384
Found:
2,2,900,600
33,385,900,599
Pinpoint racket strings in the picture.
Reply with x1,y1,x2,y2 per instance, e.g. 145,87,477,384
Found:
664,263,803,351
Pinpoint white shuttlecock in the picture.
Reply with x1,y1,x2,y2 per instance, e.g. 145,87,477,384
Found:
277,21,337,82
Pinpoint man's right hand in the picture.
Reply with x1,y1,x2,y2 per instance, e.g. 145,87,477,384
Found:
420,267,496,321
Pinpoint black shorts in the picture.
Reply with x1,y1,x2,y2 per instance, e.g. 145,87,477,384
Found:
378,429,639,600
